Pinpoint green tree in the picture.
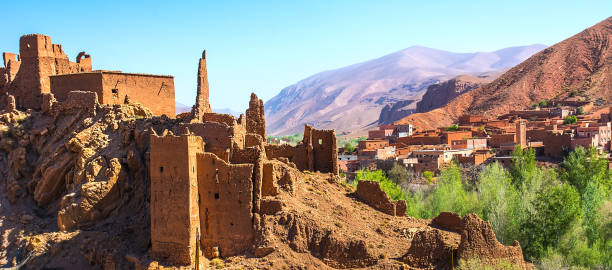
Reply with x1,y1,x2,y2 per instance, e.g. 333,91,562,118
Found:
387,163,408,186
539,100,549,108
509,145,536,187
576,107,584,115
563,115,577,124
446,124,459,131
522,182,582,259
423,171,434,184
477,163,521,245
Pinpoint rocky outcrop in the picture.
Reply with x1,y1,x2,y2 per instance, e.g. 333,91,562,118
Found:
415,75,490,113
457,213,527,267
403,229,459,269
377,99,417,125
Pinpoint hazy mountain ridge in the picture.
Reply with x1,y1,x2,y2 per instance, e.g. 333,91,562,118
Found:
265,44,546,135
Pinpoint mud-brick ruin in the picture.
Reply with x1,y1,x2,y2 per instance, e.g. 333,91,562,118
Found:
0,34,175,116
149,51,338,265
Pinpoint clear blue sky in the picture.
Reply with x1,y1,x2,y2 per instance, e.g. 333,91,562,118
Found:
1,1,609,112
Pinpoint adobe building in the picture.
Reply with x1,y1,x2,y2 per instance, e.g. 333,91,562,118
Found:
149,51,338,266
50,71,175,116
0,34,92,109
0,34,176,116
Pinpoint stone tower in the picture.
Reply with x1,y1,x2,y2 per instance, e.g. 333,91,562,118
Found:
516,119,527,149
192,50,212,121
150,130,203,265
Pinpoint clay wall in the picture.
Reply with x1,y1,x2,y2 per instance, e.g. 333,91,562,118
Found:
489,134,515,148
527,129,549,142
356,180,405,216
368,130,386,139
265,144,309,170
202,112,237,126
149,132,203,265
50,71,175,116
543,132,571,158
177,121,245,162
397,135,441,145
358,140,389,150
49,72,102,101
231,146,264,213
441,131,472,145
99,72,175,116
197,152,254,257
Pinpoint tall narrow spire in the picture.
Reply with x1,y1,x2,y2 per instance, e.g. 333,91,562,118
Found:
192,50,211,121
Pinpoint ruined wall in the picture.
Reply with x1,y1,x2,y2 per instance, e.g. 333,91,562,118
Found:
149,132,203,265
49,72,102,101
231,146,265,213
7,34,92,109
246,93,266,138
265,144,308,171
176,121,243,162
49,71,175,116
264,125,338,174
356,180,406,216
197,152,254,257
305,125,338,174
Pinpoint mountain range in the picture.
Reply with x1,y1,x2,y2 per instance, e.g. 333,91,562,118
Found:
265,44,546,135
397,16,611,130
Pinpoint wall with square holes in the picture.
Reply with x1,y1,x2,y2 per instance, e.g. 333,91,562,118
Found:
196,152,254,257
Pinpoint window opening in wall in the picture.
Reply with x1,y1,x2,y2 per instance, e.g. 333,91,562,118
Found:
318,139,322,145
214,193,219,199
112,80,120,98
160,166,164,173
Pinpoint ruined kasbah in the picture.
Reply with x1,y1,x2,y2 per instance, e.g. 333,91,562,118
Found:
342,105,612,181
0,34,533,269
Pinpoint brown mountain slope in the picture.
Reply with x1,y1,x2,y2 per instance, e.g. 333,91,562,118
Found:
397,16,612,130
415,74,492,113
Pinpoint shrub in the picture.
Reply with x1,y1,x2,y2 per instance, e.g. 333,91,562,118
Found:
423,171,434,184
446,124,459,131
575,107,584,115
563,115,577,124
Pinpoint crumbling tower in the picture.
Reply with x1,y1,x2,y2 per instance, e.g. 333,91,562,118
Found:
3,34,92,109
516,119,527,149
192,50,212,121
246,93,266,138
150,130,203,265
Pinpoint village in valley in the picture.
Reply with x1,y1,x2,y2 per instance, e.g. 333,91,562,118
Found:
331,102,612,181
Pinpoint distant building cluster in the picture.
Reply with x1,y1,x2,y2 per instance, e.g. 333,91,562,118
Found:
340,105,612,178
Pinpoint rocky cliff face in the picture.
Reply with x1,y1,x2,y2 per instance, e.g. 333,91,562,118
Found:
265,45,546,135
415,75,491,113
399,16,612,130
